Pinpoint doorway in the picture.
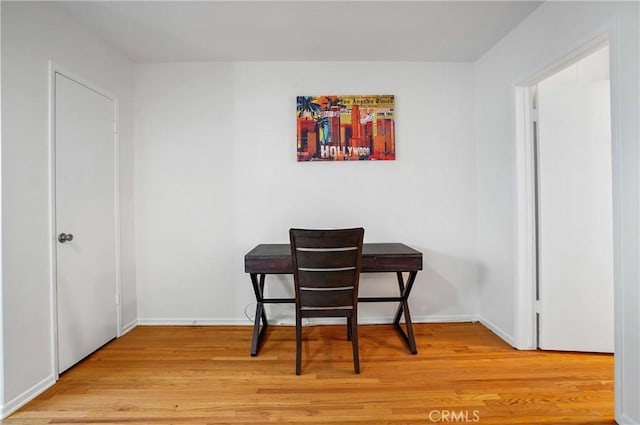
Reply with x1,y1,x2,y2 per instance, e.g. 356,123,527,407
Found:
51,67,120,373
534,45,613,352
513,39,615,353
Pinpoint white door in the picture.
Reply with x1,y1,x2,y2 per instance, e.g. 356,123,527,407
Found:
55,72,117,373
537,81,614,353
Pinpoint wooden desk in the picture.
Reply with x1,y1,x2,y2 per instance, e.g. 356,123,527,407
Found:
244,243,423,356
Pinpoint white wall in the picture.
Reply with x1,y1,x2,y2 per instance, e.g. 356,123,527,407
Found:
134,62,478,325
0,2,136,416
3,0,637,422
474,1,639,423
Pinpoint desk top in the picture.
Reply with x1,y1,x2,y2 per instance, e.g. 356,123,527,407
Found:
245,243,423,274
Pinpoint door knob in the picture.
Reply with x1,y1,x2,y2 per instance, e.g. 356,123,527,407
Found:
58,233,74,243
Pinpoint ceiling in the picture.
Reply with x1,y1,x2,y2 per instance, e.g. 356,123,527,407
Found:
59,1,543,62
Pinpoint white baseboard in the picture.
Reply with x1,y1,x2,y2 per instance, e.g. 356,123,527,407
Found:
477,315,516,347
411,314,477,324
136,315,477,327
137,318,251,326
274,315,477,327
120,319,138,336
1,374,56,420
617,413,640,425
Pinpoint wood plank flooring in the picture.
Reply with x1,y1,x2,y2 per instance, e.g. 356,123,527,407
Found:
2,323,614,424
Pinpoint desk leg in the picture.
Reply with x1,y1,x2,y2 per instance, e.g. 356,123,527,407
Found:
392,271,418,354
250,273,269,356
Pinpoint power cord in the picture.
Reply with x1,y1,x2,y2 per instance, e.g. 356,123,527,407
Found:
243,302,311,326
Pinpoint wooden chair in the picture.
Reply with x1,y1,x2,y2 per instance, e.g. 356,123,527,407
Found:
289,227,365,375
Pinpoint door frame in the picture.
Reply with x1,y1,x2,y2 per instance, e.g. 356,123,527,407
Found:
513,31,624,416
48,62,122,379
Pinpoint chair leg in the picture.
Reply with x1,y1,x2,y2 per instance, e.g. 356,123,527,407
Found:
347,317,352,341
296,315,302,375
351,317,360,374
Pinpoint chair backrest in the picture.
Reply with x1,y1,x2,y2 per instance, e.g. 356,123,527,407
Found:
289,228,364,317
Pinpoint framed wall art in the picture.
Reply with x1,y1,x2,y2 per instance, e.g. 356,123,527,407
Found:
296,95,395,161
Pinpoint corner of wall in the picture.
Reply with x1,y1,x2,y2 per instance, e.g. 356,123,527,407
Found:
477,315,515,348
120,319,138,337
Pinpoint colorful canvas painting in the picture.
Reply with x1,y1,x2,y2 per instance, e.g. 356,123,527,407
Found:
296,95,395,161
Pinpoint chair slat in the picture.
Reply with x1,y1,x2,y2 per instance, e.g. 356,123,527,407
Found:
300,288,355,308
300,308,354,318
293,231,363,249
295,249,359,269
297,269,358,289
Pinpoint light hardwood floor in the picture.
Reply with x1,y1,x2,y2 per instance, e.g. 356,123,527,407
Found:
3,323,614,424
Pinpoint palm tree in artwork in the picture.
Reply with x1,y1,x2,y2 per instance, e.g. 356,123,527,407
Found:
325,96,345,111
308,96,345,145
296,96,322,119
296,96,345,152
317,116,330,144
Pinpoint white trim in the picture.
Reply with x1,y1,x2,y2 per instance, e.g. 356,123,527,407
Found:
606,19,626,424
138,315,478,327
478,316,516,348
47,61,59,382
120,319,138,336
0,374,56,420
113,98,123,338
617,413,640,425
514,33,610,87
513,85,537,350
137,318,255,326
410,315,477,323
366,314,477,325
48,62,122,380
